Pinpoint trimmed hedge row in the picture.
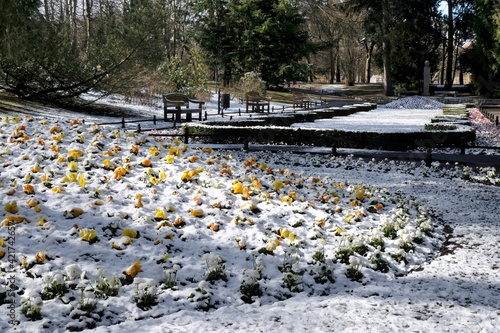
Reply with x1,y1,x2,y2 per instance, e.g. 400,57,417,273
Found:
183,123,476,151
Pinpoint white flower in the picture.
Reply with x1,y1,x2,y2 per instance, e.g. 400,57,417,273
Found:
198,280,207,290
32,296,43,308
52,273,64,285
42,274,53,285
349,256,360,266
173,264,181,271
65,264,82,281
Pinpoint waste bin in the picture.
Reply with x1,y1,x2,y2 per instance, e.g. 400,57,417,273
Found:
221,93,230,109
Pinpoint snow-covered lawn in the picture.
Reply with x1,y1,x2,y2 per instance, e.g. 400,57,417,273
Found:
0,95,499,332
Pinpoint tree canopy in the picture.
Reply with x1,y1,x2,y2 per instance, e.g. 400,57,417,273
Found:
0,0,499,101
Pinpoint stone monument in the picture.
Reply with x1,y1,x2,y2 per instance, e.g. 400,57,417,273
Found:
423,60,430,96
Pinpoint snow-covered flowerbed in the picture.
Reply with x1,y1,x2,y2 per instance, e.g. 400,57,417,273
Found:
0,115,443,330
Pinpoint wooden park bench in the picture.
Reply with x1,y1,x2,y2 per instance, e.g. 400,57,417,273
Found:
292,92,312,109
163,93,205,122
434,91,458,97
245,91,270,113
397,90,419,97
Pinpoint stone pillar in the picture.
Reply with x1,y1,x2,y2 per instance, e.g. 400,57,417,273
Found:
423,60,431,96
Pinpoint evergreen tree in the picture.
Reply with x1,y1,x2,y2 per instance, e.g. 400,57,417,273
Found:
463,0,500,96
196,0,312,88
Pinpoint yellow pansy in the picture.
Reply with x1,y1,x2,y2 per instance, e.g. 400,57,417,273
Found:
79,228,97,242
190,209,204,217
159,169,167,181
155,208,167,220
125,260,142,278
149,146,160,156
5,201,18,214
189,156,199,163
51,186,64,193
273,180,284,191
68,149,83,160
233,181,243,194
68,161,78,172
77,173,86,187
279,228,289,238
169,147,180,156
202,147,212,154
150,176,159,185
35,251,46,263
122,229,138,239
163,155,175,165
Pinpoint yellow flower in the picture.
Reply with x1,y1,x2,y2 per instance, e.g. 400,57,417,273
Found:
68,161,78,172
252,178,262,190
79,228,97,242
150,146,160,156
281,196,293,205
68,149,83,160
122,229,138,239
265,241,277,252
169,147,180,156
51,186,64,193
356,190,365,201
52,134,63,142
36,217,48,226
279,228,289,238
49,125,62,134
273,180,284,191
125,260,142,278
159,168,167,181
23,184,35,195
202,147,213,154
233,181,243,194
0,238,6,247
77,173,86,187
155,207,167,220
188,156,199,163
140,158,152,167
31,164,41,173
164,155,175,164
150,176,159,185
35,251,46,263
180,169,200,181
260,162,268,171
190,209,204,217
26,198,38,208
173,139,182,146
5,201,18,214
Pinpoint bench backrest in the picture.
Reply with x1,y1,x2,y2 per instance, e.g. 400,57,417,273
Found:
163,93,190,107
246,91,266,102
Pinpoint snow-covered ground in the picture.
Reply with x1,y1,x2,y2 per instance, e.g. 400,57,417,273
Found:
0,93,499,332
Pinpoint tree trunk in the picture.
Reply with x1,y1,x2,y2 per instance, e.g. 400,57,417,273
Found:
445,0,454,89
382,0,394,96
329,48,335,84
364,42,375,83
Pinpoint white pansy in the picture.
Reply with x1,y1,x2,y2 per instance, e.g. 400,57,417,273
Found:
65,264,82,281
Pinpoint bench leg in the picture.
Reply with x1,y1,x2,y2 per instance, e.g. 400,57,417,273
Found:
198,112,202,121
186,113,192,122
175,111,182,123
